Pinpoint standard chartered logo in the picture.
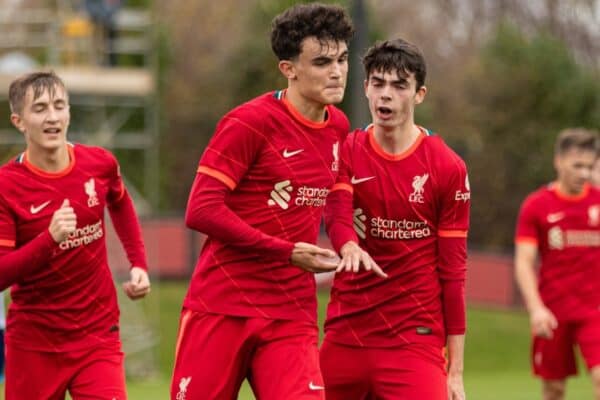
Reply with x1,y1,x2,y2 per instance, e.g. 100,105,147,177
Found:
353,208,367,239
370,216,431,240
267,180,293,209
59,220,104,250
267,180,329,210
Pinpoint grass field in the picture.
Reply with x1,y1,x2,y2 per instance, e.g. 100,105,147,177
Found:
5,281,593,399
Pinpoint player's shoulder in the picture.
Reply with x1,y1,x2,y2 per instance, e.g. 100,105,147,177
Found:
422,128,466,170
520,184,553,209
0,152,24,180
326,104,350,131
72,143,119,173
343,126,370,150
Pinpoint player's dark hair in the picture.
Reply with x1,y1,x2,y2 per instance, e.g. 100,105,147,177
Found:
555,128,600,156
270,3,354,61
362,38,427,90
9,71,66,115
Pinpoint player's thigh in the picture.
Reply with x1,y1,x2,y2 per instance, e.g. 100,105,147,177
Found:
575,315,600,372
320,339,371,400
69,342,126,400
5,345,69,400
249,320,324,400
372,344,447,400
532,322,577,380
170,310,254,400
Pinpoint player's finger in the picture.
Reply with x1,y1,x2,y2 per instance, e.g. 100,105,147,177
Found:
61,198,70,208
352,252,360,273
371,261,388,278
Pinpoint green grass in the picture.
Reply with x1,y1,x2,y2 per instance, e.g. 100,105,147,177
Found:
21,281,595,399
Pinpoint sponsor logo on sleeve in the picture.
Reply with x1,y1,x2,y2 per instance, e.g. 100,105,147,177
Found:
454,174,471,202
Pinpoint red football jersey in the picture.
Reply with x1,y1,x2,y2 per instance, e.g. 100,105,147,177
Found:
324,126,470,348
515,183,600,321
183,91,349,323
0,144,146,352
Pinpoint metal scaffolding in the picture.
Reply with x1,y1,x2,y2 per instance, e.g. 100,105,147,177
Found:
0,0,159,212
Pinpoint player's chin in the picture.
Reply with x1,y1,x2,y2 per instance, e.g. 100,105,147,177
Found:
321,91,345,105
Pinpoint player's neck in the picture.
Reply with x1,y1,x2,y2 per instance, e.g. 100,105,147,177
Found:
373,122,420,155
26,144,70,172
284,88,327,123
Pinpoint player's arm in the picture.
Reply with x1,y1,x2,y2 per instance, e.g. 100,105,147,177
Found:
0,199,75,291
437,158,470,400
105,153,150,300
186,173,337,272
514,241,557,338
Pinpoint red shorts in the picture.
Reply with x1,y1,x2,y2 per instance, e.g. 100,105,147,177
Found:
5,341,125,400
320,338,447,400
170,309,324,400
532,315,600,380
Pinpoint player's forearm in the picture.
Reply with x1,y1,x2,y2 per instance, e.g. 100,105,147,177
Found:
0,230,56,290
108,191,148,270
185,174,294,261
446,334,465,375
515,259,544,312
438,237,467,334
514,244,544,312
324,189,358,252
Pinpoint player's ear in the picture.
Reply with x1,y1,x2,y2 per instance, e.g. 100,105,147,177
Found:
10,113,25,134
278,60,296,80
414,85,427,104
363,79,369,96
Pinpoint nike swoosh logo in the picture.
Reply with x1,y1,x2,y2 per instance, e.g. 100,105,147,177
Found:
547,212,565,223
30,201,51,214
308,382,324,391
283,149,304,158
351,175,375,185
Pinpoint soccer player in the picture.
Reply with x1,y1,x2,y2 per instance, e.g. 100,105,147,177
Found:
321,39,470,400
170,4,354,400
0,71,150,400
515,128,600,400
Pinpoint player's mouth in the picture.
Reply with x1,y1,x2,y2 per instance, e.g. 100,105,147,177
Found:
376,106,393,120
43,127,61,135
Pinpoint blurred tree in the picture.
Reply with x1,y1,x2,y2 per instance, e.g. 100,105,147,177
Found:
465,23,600,249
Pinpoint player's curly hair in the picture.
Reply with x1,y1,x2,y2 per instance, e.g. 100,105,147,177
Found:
362,39,427,90
270,3,354,61
9,71,66,115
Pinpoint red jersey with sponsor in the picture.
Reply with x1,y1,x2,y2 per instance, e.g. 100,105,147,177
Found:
0,144,144,352
515,183,600,321
324,126,470,348
184,91,349,323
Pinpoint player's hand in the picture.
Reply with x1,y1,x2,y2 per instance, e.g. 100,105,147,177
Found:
48,199,77,243
122,266,151,300
290,242,339,273
530,305,558,339
447,370,465,400
337,241,387,278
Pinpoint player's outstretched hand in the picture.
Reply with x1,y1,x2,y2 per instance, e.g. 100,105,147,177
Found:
530,305,558,339
447,371,465,400
122,266,151,300
291,242,339,273
48,199,77,243
337,241,387,278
